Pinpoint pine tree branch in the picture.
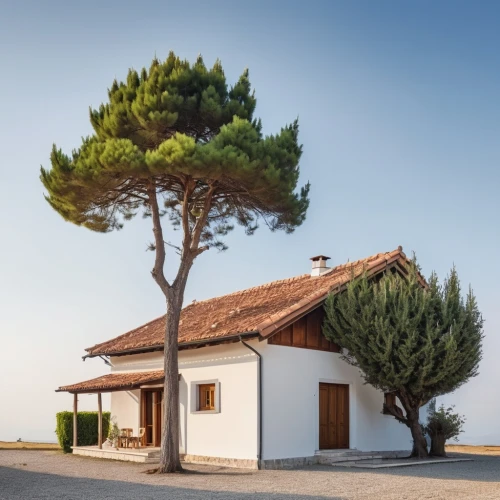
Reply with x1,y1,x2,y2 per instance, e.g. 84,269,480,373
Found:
170,183,216,291
190,183,217,252
180,178,195,259
164,241,181,255
148,181,171,295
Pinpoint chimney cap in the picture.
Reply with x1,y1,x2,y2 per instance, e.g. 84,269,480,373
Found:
310,255,331,262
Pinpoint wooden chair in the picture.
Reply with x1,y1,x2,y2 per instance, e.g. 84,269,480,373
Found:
119,428,132,448
128,428,146,449
138,427,146,448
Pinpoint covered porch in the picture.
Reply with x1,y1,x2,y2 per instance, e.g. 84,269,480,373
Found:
57,370,166,453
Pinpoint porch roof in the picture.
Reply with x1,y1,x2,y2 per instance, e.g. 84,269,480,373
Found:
56,370,164,394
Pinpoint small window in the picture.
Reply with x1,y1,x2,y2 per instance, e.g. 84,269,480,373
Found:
198,383,215,411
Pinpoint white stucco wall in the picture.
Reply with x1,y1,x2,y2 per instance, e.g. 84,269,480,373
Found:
110,342,259,460
259,341,413,459
110,390,140,431
108,338,415,462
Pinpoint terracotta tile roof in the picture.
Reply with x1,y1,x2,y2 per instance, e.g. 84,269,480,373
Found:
57,370,164,393
85,247,409,357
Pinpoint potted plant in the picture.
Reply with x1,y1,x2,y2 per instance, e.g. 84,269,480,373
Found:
108,417,121,450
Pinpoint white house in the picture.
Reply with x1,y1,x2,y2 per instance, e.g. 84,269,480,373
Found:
58,247,414,468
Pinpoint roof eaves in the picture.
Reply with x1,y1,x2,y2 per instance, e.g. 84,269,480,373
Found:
55,377,165,394
83,331,260,359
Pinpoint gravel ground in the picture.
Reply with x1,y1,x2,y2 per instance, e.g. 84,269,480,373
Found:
0,450,499,500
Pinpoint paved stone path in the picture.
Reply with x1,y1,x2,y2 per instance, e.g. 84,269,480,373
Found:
1,450,499,499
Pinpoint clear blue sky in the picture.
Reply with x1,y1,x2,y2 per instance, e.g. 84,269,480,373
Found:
0,0,498,443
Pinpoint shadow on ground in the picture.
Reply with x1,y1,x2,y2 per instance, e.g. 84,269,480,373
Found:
142,466,255,476
0,466,340,500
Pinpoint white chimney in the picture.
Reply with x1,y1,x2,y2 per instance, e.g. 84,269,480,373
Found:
310,255,331,276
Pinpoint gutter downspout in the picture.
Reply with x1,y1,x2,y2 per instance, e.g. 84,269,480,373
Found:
240,336,263,470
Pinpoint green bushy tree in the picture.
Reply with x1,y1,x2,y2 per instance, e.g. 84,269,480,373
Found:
425,399,465,457
41,52,310,472
323,260,483,458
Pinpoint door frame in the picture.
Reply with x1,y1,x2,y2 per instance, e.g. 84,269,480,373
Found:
318,381,351,450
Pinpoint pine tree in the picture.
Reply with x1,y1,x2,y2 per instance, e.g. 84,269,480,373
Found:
323,260,483,458
41,52,310,472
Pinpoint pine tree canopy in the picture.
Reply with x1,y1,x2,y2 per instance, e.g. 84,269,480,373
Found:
40,52,310,248
323,261,483,409
40,52,310,473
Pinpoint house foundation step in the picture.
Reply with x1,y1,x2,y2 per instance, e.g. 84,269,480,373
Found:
72,446,162,463
315,449,408,465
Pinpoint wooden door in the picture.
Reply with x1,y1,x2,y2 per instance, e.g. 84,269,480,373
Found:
319,383,349,449
141,389,163,447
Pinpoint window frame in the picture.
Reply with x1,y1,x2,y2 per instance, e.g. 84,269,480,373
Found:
190,379,220,414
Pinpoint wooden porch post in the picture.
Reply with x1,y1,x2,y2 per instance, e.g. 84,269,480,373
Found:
73,393,78,448
97,392,103,450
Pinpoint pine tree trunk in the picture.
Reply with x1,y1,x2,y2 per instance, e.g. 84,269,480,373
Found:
158,292,183,473
407,410,429,459
146,180,210,473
